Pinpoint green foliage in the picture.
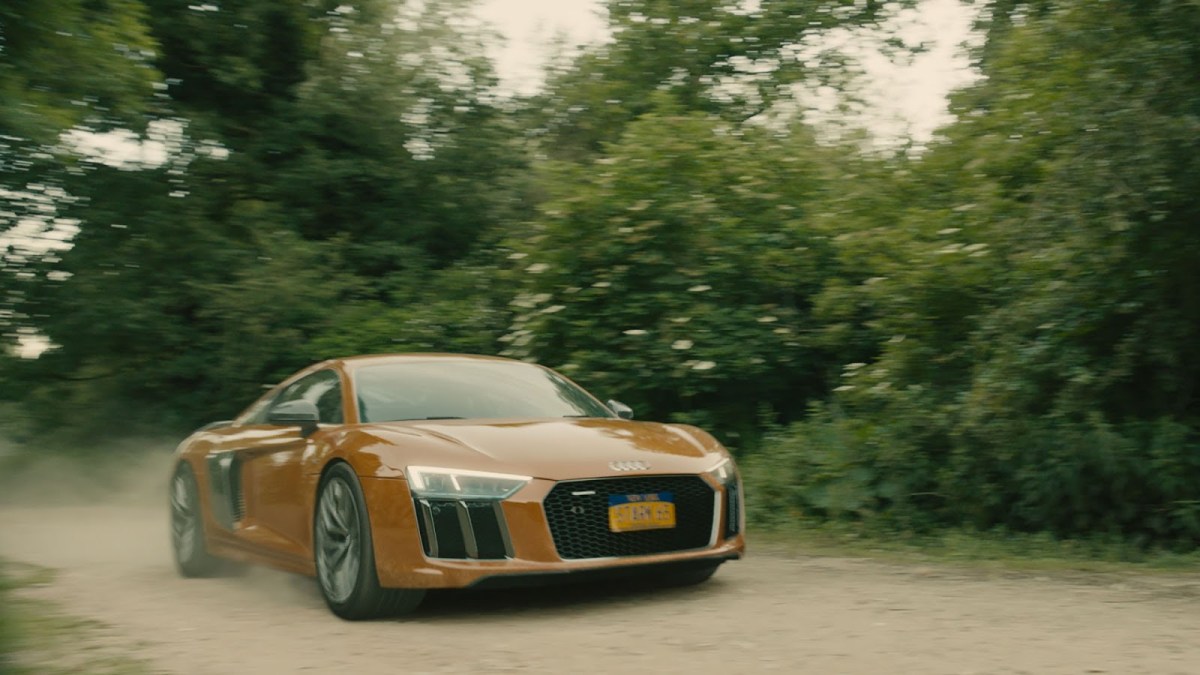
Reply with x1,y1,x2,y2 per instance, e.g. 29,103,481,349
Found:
535,0,896,159
5,0,526,436
1,0,162,352
269,0,526,272
0,0,160,142
307,261,514,359
748,409,1200,544
504,106,839,443
749,0,1200,546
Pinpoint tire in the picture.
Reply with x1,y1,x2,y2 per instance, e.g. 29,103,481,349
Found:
170,463,223,577
314,462,425,620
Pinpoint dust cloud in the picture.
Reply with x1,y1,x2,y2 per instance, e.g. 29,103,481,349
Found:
0,438,177,508
0,438,181,576
0,436,322,609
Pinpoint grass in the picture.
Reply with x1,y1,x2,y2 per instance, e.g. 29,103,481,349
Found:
750,520,1200,575
0,560,156,675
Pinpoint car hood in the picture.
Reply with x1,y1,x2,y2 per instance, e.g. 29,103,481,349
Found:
359,418,726,481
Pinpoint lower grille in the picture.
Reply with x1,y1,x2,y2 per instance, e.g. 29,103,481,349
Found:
414,499,510,560
724,480,741,539
543,475,716,560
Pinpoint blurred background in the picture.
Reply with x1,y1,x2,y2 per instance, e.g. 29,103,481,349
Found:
1,0,1197,549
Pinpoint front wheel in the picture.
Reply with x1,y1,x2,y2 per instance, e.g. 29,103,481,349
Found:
170,463,222,577
314,463,425,620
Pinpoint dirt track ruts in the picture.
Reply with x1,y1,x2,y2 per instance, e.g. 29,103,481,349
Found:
2,501,1200,674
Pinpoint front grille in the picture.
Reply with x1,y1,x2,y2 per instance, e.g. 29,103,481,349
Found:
414,499,510,560
543,475,715,560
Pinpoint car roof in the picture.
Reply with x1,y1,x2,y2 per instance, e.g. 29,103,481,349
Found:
335,353,523,371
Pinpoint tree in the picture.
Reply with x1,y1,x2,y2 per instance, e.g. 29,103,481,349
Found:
533,0,893,160
1,0,161,355
755,0,1200,543
270,0,527,279
505,105,841,444
0,0,159,143
7,0,529,438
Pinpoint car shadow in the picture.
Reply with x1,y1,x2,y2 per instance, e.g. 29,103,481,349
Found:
253,565,730,621
407,576,728,622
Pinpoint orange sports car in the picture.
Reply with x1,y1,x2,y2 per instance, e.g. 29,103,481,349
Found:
169,354,745,619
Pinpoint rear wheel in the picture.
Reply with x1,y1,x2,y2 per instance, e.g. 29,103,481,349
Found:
314,463,425,620
170,463,222,577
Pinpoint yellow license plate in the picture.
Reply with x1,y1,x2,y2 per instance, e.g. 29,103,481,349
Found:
608,492,676,532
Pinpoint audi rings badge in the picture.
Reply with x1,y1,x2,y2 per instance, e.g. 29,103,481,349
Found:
608,460,651,472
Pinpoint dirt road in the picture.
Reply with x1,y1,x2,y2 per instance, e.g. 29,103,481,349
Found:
2,500,1199,674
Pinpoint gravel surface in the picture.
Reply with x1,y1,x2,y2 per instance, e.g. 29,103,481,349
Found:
2,503,1199,674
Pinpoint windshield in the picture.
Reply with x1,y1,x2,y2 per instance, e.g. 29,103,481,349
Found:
352,360,615,423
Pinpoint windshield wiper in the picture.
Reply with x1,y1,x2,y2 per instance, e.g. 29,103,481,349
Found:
421,416,464,420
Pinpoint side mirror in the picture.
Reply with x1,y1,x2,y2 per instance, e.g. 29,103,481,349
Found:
607,399,634,420
268,399,320,436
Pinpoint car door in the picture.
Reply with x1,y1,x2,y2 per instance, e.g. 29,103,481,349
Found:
206,369,346,562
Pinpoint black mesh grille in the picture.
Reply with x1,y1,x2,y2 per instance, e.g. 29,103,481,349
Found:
543,475,715,560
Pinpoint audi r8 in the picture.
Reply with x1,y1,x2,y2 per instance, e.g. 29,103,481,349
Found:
169,354,745,619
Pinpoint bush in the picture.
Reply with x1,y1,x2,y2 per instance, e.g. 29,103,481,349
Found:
746,407,1200,550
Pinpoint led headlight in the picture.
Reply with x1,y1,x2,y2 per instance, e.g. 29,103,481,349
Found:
405,466,531,500
706,457,737,485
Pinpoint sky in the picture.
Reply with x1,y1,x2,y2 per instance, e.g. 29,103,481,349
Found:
799,0,984,145
476,0,610,95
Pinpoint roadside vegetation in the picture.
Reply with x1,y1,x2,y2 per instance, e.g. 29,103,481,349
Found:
2,1,1197,555
0,561,153,674
752,524,1200,575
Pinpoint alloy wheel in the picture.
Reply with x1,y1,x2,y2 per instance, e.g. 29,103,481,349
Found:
170,471,197,561
316,477,362,604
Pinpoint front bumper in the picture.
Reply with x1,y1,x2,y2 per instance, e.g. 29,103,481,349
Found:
466,554,741,590
360,475,746,590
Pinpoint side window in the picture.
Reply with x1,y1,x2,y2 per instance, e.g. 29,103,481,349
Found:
267,370,345,425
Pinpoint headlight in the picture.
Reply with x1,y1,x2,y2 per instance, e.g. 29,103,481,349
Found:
405,466,531,500
706,457,737,485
